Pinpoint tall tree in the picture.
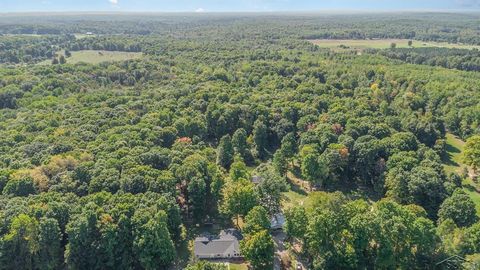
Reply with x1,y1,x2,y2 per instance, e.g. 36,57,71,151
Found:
438,189,478,227
65,209,100,269
241,230,274,270
221,179,258,226
253,119,268,160
217,134,234,169
232,128,250,162
255,164,288,215
243,206,270,235
280,132,297,162
284,206,308,240
187,176,207,222
273,149,288,176
36,218,62,270
301,153,329,189
132,211,175,269
0,214,39,270
229,156,250,181
464,135,480,173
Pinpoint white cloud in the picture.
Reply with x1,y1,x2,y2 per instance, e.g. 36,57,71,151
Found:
109,0,118,5
195,8,205,12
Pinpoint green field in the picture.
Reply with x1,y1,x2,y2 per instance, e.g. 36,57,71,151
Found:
309,39,480,51
443,133,480,214
39,50,143,65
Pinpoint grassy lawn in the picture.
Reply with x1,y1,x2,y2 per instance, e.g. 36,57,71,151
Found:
228,262,248,270
309,39,480,51
282,171,309,209
443,133,480,215
38,50,143,65
282,189,308,209
443,133,466,175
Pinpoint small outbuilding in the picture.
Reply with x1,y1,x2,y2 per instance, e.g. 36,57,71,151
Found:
251,175,263,185
270,213,286,231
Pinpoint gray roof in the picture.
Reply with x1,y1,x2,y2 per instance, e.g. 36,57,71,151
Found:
194,229,243,259
270,213,286,230
251,175,263,184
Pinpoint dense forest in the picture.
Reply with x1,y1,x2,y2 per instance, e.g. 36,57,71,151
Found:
376,47,480,72
0,13,479,269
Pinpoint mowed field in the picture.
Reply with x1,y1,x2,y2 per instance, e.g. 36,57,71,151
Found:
309,39,480,51
39,50,143,65
443,133,480,215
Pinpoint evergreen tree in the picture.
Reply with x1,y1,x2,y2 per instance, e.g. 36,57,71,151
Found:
217,134,234,169
37,218,62,270
232,128,250,161
253,119,268,159
59,55,66,64
273,149,288,176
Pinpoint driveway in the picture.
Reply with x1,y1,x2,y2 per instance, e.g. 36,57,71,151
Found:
272,231,287,270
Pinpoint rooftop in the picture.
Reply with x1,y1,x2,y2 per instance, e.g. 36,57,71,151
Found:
194,229,243,259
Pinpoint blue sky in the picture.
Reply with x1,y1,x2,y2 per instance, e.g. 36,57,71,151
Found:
1,0,480,12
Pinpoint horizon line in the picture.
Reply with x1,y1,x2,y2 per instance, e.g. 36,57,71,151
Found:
1,9,480,15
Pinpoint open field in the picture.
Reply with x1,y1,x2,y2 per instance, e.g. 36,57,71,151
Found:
443,133,480,215
38,50,143,65
309,39,480,51
443,133,466,175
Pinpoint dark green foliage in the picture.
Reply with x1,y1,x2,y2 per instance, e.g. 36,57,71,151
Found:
221,179,258,222
187,177,207,222
232,128,251,162
37,218,62,270
273,149,288,176
296,198,437,269
438,189,478,227
0,13,479,269
379,47,480,71
243,206,270,235
253,119,269,160
301,153,329,188
285,207,308,239
132,211,175,269
254,164,288,215
0,214,39,270
241,230,275,270
217,135,234,169
3,177,37,197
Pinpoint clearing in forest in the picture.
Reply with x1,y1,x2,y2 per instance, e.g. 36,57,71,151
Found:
38,50,143,65
443,133,480,214
309,39,480,51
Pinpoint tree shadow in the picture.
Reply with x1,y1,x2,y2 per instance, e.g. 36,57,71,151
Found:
464,183,480,193
442,143,461,167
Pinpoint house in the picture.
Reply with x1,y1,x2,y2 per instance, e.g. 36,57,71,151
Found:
194,229,243,259
270,213,286,231
251,175,263,185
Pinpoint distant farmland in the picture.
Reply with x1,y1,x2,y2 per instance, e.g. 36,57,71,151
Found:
309,39,480,51
39,50,143,65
